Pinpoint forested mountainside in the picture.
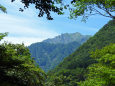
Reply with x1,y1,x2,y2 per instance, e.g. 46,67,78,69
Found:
28,32,91,72
46,20,115,86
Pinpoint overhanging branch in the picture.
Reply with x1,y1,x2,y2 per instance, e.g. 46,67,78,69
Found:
96,4,115,19
93,8,111,18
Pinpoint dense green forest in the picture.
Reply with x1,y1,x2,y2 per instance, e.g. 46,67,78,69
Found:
78,43,115,86
28,32,91,72
46,19,115,86
0,33,46,86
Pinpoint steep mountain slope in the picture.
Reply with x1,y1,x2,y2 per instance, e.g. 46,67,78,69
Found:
28,32,91,72
47,20,115,86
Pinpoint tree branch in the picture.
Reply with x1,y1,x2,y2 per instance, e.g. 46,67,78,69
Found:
93,8,111,18
96,4,115,19
105,8,115,19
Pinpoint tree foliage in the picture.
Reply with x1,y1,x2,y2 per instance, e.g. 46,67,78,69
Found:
78,43,115,86
11,0,63,20
0,33,46,86
11,0,114,20
0,4,7,13
0,33,8,41
69,0,115,21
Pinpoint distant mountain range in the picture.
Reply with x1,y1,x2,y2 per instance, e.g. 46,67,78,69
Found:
28,32,91,72
43,32,91,44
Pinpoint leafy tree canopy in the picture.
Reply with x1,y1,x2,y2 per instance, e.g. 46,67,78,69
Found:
11,0,63,20
0,33,46,86
78,43,115,86
10,0,115,20
1,0,114,20
69,0,115,21
0,33,8,41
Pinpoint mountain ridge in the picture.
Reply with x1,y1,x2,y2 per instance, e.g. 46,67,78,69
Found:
28,32,91,72
43,32,91,44
46,19,115,86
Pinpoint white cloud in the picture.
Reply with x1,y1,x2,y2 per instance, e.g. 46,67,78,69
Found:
0,14,57,37
0,7,58,46
1,37,50,46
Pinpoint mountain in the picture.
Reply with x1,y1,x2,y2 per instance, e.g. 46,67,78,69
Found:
43,32,91,44
46,20,115,86
28,32,91,72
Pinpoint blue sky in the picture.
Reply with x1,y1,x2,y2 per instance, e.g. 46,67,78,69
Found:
0,0,111,46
